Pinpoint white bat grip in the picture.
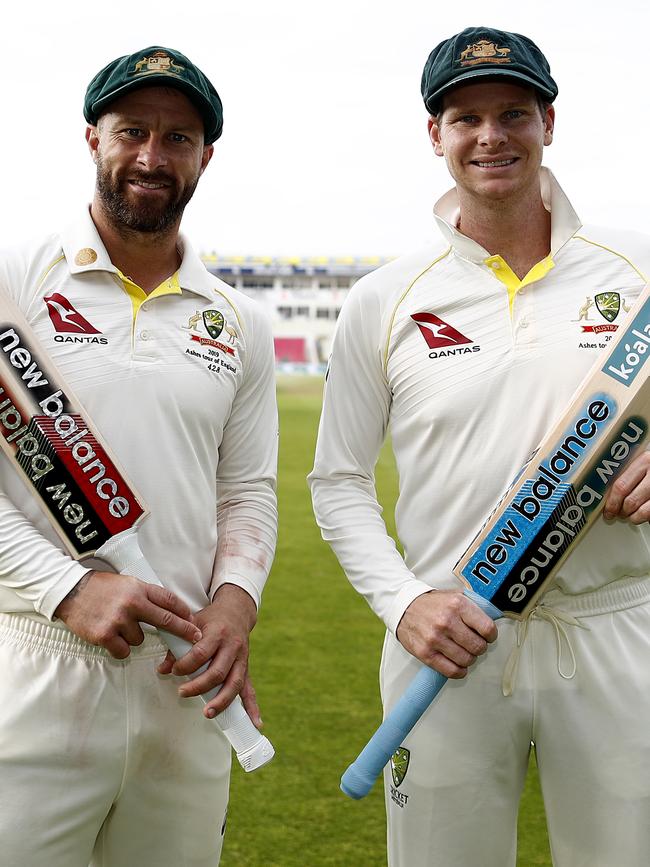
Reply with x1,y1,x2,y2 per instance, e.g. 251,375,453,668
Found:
96,527,274,772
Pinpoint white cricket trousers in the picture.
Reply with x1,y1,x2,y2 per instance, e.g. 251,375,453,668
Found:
0,612,231,867
381,576,650,867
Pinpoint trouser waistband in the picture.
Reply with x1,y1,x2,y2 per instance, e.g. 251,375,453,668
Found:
502,575,650,696
0,611,167,661
535,574,650,617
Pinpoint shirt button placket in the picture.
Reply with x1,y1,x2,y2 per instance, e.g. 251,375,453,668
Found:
514,294,535,348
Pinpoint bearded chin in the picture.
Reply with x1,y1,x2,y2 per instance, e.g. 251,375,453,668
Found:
96,159,199,234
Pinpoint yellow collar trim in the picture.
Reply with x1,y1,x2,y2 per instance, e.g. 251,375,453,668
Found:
484,254,555,312
117,270,182,322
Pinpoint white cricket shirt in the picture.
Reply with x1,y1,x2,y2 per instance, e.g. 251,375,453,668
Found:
0,209,278,619
310,169,650,634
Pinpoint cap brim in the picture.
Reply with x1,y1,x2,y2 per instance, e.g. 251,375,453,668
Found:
427,68,556,112
88,74,219,141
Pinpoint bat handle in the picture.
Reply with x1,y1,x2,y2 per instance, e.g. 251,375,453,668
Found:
340,589,501,799
96,527,274,773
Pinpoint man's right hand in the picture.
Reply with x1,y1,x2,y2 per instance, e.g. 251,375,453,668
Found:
54,571,202,659
396,589,498,678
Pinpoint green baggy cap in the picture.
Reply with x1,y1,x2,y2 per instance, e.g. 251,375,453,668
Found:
421,27,558,114
84,46,223,143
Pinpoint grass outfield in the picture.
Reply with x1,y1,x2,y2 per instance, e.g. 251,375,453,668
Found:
222,376,552,866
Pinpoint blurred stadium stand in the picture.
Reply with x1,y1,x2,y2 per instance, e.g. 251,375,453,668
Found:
202,254,390,372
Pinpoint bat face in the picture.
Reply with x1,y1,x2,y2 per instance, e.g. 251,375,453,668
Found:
454,284,650,618
0,292,275,773
0,315,145,559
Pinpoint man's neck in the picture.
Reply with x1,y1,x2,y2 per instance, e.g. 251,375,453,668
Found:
90,200,182,293
457,189,552,280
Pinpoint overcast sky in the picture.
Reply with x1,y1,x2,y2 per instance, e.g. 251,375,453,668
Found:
4,1,648,257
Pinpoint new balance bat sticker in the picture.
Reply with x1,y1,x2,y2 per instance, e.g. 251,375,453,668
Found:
341,283,650,799
0,290,274,773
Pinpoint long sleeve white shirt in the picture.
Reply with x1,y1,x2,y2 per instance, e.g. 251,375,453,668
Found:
0,209,278,619
310,169,650,634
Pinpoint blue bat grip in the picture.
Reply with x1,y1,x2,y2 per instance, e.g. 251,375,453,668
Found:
340,589,502,800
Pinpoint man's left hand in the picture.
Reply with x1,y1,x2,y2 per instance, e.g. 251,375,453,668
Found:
157,583,262,726
603,450,650,523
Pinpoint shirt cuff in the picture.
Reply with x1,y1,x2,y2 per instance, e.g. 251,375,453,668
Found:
210,573,261,610
385,580,436,636
39,563,93,621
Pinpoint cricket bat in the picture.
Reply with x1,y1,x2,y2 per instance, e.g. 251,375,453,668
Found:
0,290,274,773
341,282,650,799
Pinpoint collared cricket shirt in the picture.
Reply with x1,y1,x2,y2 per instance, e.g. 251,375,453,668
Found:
310,169,650,633
0,209,278,619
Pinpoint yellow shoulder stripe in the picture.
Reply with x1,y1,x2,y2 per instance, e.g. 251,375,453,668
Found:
213,286,244,335
382,248,451,374
36,255,66,290
574,235,647,281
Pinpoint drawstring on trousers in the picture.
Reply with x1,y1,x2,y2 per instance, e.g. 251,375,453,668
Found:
501,604,590,697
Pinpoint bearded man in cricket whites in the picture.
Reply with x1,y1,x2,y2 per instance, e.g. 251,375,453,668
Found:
0,47,277,866
310,27,650,866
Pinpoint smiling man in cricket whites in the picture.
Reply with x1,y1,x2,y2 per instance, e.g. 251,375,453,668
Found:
0,46,277,866
310,26,650,866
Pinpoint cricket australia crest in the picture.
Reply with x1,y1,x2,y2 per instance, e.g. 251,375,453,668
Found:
181,307,238,363
595,292,621,323
391,747,410,788
203,309,225,339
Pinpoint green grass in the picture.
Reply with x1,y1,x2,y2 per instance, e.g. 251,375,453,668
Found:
222,376,551,866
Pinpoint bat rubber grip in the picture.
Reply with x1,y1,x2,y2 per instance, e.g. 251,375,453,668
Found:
96,527,274,772
340,589,501,799
340,665,447,799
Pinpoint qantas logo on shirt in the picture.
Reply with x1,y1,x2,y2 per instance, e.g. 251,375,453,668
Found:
411,312,481,359
44,293,107,345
